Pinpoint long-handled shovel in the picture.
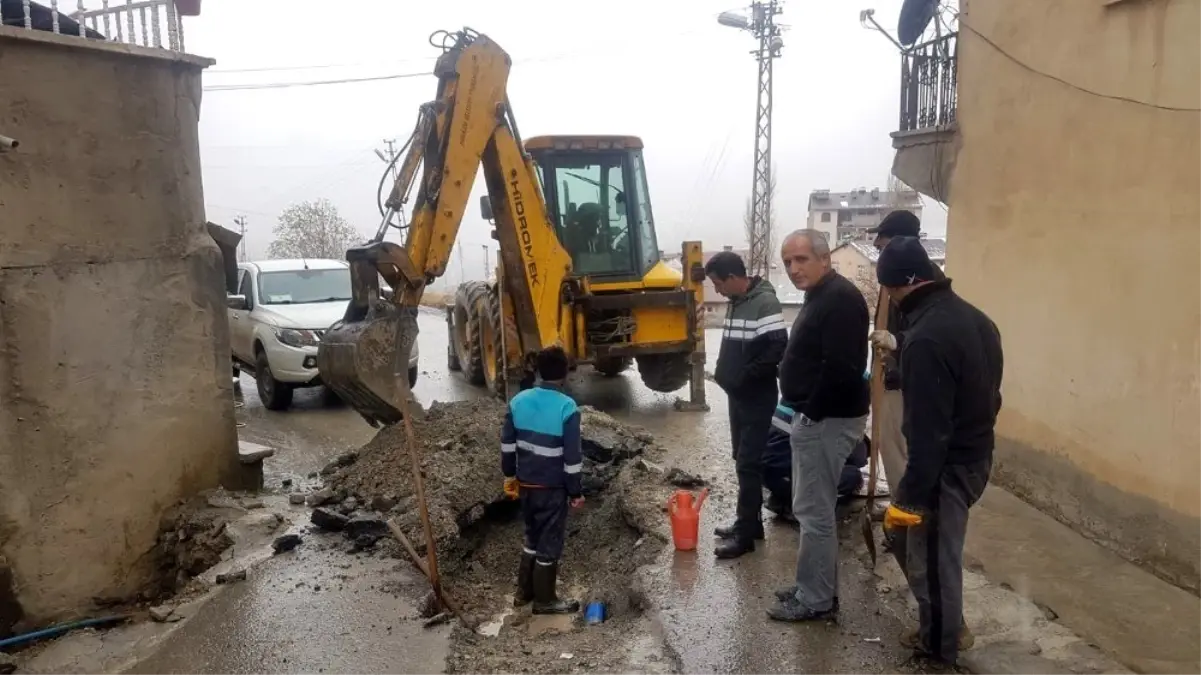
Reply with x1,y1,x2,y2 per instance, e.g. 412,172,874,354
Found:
862,288,891,567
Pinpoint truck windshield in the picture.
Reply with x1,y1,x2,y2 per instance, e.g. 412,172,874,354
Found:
258,269,352,305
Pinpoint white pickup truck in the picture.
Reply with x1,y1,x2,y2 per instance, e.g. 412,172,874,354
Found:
227,258,419,411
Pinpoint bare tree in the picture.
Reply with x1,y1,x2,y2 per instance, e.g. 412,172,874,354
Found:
266,199,363,259
742,165,778,275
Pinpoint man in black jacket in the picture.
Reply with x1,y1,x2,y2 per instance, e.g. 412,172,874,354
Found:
867,211,945,502
875,237,1003,666
705,251,788,559
767,230,869,622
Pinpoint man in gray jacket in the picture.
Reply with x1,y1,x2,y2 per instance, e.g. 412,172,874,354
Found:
705,251,788,559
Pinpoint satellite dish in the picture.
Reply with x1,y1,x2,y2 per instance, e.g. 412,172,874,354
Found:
897,0,938,46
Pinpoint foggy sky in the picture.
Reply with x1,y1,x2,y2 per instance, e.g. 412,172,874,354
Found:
189,0,948,289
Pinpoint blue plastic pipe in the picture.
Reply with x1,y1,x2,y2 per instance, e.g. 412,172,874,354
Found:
0,615,128,650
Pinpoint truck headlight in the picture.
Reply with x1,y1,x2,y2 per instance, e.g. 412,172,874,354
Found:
275,328,317,348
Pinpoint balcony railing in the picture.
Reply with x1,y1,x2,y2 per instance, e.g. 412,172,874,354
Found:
899,32,958,132
2,0,186,52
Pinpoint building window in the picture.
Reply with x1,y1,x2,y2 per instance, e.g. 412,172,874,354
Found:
821,212,831,223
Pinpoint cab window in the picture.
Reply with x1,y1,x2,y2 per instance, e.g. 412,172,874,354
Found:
542,152,636,277
630,150,660,272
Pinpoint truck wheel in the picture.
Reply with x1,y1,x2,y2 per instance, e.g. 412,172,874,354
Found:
454,281,489,386
479,288,504,396
636,353,691,393
594,356,632,377
255,349,294,411
447,340,461,372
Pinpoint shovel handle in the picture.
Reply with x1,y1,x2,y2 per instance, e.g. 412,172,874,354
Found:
866,289,891,507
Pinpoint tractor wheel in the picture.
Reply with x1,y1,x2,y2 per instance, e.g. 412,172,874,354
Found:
594,356,632,377
478,287,505,396
636,353,692,393
454,281,490,386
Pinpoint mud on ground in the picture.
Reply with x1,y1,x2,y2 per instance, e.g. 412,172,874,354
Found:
323,399,684,673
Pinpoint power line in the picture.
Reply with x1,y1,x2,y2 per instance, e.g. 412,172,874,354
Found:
204,70,433,91
202,27,718,92
958,19,1200,112
209,56,438,74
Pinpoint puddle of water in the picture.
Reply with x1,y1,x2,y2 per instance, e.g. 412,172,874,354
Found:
478,594,516,637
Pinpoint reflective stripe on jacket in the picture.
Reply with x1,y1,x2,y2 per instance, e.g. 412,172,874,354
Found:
500,384,583,496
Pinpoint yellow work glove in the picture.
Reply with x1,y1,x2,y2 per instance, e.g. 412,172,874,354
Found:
503,477,519,500
883,504,923,530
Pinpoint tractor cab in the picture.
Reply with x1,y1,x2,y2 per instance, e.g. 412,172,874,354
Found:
523,135,664,284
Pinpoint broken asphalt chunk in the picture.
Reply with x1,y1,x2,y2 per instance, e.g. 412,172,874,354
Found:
272,533,303,554
311,508,349,532
305,488,335,507
216,569,247,584
665,467,706,488
344,516,387,539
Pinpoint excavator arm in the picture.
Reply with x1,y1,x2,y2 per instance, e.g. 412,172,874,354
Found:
317,29,572,426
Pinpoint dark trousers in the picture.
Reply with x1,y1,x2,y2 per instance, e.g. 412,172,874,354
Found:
891,459,991,664
728,395,774,538
521,487,569,562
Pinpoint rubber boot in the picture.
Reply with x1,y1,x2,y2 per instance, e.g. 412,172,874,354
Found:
514,552,536,607
531,561,579,615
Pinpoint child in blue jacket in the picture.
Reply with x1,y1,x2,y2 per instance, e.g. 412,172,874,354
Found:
501,346,585,615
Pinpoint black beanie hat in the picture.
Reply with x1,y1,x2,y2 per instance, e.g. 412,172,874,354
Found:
867,209,921,238
876,236,937,288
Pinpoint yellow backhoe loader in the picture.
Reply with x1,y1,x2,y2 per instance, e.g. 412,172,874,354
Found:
317,28,709,427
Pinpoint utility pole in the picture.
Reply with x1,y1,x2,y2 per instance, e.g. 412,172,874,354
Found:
234,215,248,261
482,244,490,282
719,1,784,278
376,139,400,186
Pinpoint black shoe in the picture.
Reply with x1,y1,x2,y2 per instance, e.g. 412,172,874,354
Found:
514,552,535,607
531,560,580,615
773,586,839,612
714,538,755,559
765,493,791,515
766,596,838,622
714,523,765,541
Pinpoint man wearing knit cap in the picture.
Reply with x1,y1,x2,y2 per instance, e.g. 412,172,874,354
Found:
874,236,1003,666
866,210,945,504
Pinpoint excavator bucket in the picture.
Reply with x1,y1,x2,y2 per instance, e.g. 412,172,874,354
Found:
317,302,419,427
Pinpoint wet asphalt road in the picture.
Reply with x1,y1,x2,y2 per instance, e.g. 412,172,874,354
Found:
136,308,922,673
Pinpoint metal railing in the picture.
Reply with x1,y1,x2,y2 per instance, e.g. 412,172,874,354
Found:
899,32,957,132
3,0,185,52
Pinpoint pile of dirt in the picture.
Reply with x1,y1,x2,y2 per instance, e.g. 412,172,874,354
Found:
323,398,510,556
323,400,669,558
321,398,681,673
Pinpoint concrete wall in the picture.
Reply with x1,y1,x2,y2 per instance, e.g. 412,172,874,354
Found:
950,0,1200,591
0,28,239,626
